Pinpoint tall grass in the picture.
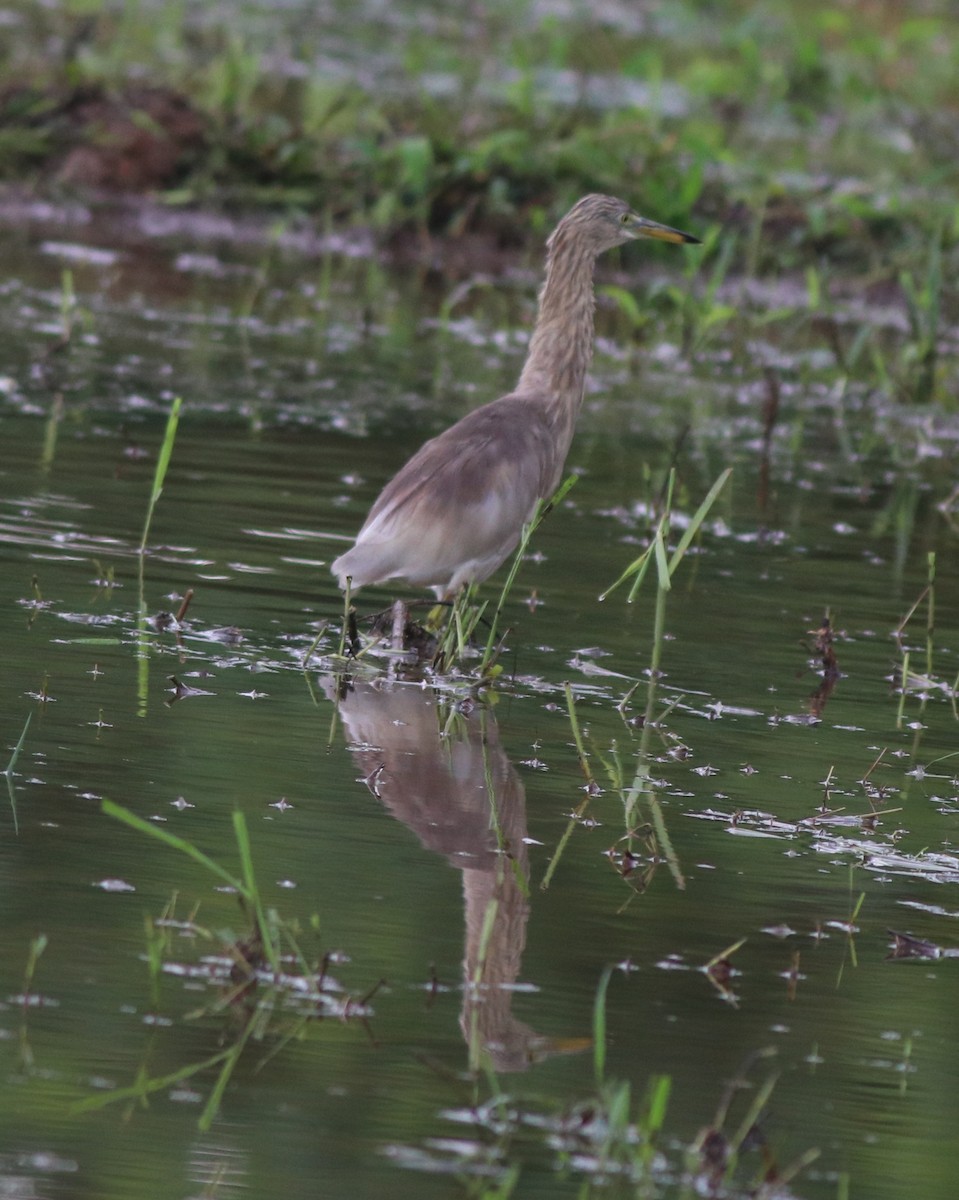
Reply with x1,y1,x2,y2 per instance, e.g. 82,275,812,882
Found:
139,396,183,555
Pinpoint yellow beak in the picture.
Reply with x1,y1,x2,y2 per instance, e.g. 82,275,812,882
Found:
628,214,701,245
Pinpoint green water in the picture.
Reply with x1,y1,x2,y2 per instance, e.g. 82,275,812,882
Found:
1,211,958,1200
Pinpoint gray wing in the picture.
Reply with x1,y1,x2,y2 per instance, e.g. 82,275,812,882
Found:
335,394,561,592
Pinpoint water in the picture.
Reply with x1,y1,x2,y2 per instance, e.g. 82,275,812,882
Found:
1,205,958,1199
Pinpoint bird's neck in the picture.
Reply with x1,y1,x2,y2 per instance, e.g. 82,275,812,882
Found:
516,232,597,442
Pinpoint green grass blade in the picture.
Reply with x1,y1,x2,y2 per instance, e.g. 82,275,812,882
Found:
653,527,671,591
668,467,732,576
102,798,246,894
3,712,32,776
232,810,280,971
539,816,577,891
140,396,183,554
481,474,577,671
643,1073,672,1138
564,682,595,787
600,545,651,602
199,1019,258,1131
4,713,31,827
604,468,732,601
592,965,613,1087
72,1048,234,1114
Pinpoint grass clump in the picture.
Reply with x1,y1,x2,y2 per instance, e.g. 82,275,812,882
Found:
78,799,378,1130
1,0,958,276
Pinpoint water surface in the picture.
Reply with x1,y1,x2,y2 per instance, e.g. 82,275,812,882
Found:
1,206,958,1199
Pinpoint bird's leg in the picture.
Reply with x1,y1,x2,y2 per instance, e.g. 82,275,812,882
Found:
385,598,409,681
337,576,355,657
390,598,407,653
346,606,361,657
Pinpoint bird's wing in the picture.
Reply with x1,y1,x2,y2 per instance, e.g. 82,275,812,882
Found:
358,395,558,543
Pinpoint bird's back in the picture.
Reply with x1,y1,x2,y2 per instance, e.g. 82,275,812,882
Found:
331,391,566,597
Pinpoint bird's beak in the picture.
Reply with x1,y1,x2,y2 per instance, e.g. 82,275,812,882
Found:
627,213,701,245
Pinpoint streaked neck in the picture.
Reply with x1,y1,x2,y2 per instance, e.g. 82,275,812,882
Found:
516,229,597,434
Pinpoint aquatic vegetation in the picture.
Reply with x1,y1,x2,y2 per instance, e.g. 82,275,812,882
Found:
138,395,182,556
0,0,957,279
2,712,30,834
79,801,376,1131
1,6,959,1197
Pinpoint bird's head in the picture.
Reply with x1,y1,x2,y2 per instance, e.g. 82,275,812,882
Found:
550,194,701,255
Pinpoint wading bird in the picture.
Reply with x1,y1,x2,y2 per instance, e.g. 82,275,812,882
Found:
332,194,699,600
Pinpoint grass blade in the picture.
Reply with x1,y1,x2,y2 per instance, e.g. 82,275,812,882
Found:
480,474,577,672
3,712,32,777
72,1048,234,1114
653,527,671,590
140,396,183,554
592,965,613,1087
102,798,245,893
232,810,279,971
667,467,732,575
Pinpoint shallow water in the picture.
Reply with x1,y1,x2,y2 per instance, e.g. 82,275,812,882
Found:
1,207,958,1200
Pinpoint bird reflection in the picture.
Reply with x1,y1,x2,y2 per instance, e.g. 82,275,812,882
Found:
324,676,586,1072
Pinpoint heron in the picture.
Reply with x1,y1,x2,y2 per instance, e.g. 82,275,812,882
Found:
332,194,699,601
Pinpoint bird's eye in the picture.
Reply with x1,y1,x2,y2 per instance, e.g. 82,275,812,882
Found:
619,212,630,224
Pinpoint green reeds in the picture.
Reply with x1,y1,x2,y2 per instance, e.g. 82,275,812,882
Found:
16,934,48,1069
894,551,948,728
3,712,31,777
899,228,943,405
591,963,613,1087
135,396,183,716
540,683,597,889
615,469,730,811
545,469,732,890
82,799,354,1129
544,470,730,889
139,396,183,555
102,798,280,971
74,1040,248,1131
432,585,489,675
600,467,732,605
